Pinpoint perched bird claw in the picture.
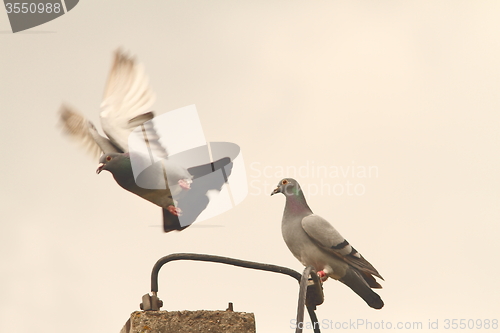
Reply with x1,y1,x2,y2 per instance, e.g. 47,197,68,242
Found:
317,270,328,282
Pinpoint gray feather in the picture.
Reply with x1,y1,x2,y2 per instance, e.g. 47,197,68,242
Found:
58,49,192,233
340,267,384,309
272,178,384,309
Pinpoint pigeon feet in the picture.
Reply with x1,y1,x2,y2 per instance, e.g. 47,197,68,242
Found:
317,270,329,282
178,179,191,190
167,205,182,216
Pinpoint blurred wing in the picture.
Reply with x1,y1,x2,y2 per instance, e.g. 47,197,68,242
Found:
59,104,121,159
129,112,169,160
99,49,156,152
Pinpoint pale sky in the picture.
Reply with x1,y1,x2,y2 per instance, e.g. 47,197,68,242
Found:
1,1,499,332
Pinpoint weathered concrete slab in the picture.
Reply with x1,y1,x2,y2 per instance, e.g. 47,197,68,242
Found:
121,310,256,333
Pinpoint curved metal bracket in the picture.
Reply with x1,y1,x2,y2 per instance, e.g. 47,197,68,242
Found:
143,253,323,333
296,266,324,333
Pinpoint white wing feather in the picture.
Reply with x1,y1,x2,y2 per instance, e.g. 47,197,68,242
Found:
59,105,103,159
100,50,156,152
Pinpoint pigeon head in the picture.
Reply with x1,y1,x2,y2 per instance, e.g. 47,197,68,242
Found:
96,153,129,174
271,178,302,196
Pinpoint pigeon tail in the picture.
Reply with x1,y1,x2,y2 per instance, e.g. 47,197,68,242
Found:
339,268,384,309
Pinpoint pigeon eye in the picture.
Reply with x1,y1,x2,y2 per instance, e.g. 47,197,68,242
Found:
106,156,112,162
282,179,288,185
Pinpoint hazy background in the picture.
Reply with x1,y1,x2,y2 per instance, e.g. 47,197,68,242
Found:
1,1,499,332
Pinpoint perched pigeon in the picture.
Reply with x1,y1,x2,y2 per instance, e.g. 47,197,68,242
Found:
271,178,384,309
59,50,194,232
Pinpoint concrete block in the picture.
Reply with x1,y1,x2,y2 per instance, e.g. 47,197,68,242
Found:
121,309,256,333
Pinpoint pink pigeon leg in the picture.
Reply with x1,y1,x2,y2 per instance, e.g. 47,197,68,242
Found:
317,270,328,282
167,205,182,216
178,179,191,190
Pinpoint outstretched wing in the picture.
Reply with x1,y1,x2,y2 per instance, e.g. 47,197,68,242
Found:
100,49,156,152
59,104,122,158
301,214,384,281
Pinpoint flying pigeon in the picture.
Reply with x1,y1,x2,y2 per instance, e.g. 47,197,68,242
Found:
271,178,384,309
59,50,194,232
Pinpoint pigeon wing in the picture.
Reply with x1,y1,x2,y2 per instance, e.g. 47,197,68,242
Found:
301,214,384,281
99,49,156,152
59,104,121,158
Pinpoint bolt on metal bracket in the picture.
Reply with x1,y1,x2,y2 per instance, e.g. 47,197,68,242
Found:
140,292,163,311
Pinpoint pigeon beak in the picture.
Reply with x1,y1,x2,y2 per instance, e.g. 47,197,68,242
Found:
96,163,104,174
271,186,281,196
